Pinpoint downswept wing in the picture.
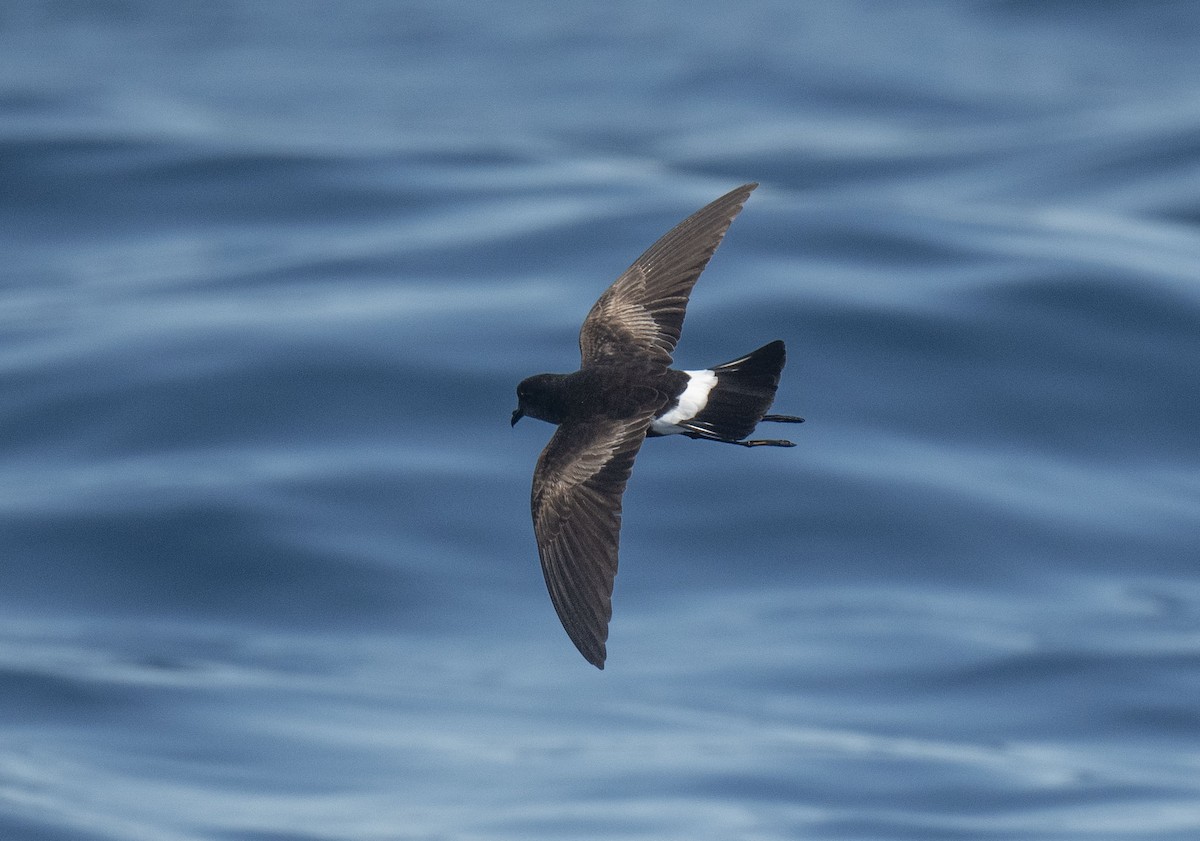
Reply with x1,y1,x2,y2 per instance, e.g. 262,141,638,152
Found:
579,182,758,367
531,414,653,668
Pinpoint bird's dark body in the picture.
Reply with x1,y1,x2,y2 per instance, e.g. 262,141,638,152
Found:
515,365,686,427
512,183,803,668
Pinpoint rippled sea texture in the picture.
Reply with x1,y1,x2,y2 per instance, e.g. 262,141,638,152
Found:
2,2,1199,839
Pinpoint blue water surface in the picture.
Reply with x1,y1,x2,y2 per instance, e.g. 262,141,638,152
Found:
2,2,1199,839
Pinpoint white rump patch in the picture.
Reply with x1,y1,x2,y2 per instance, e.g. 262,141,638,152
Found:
651,369,717,435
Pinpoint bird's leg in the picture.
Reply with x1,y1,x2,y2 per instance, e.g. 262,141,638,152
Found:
684,432,796,448
761,414,805,423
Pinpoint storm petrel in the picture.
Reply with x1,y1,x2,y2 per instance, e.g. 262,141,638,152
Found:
511,182,803,668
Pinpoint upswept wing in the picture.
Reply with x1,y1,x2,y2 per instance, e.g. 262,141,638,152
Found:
579,183,757,367
531,414,653,668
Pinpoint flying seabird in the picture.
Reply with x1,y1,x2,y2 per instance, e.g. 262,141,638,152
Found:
511,183,803,668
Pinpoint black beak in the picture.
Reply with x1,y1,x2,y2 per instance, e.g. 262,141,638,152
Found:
510,408,524,427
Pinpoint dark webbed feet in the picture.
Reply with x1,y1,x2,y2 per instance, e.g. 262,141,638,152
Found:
684,432,797,447
731,414,803,446
679,412,803,447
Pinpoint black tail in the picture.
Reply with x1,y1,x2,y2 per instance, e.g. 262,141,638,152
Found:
687,340,796,441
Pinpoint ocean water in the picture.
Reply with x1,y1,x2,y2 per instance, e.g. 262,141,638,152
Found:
2,2,1200,839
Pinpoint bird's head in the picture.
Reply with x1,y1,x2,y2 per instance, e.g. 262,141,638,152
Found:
512,373,568,426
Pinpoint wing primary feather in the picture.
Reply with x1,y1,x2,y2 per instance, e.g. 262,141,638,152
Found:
530,416,650,669
579,183,758,366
